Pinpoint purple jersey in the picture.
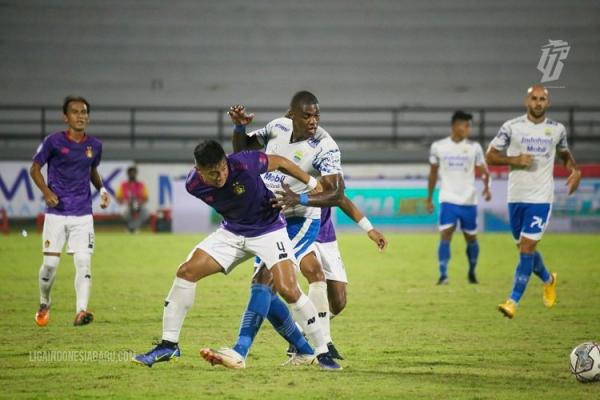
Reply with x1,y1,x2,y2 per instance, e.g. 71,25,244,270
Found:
316,206,337,243
185,151,286,237
32,131,102,216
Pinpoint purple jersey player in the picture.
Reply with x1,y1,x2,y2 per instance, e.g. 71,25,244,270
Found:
133,140,340,370
30,96,110,328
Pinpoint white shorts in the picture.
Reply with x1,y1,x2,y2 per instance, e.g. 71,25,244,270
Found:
314,240,348,283
42,214,95,254
194,227,296,274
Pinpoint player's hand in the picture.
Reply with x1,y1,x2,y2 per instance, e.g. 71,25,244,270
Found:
566,168,581,195
99,188,110,209
43,190,59,208
228,105,255,126
368,229,388,252
482,187,492,201
425,199,434,214
272,183,300,209
512,154,534,168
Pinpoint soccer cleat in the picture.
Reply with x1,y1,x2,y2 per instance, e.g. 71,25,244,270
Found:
498,299,517,319
327,342,344,360
281,353,317,366
316,352,342,370
286,342,298,357
200,347,245,369
468,273,479,284
543,272,558,308
35,304,50,327
132,342,181,367
73,311,95,326
436,276,449,285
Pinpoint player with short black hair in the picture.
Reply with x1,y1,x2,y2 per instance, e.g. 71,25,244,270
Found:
31,96,110,327
426,110,491,285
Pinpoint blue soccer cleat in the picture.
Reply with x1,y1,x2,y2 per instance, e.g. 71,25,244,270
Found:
316,352,343,370
132,342,181,367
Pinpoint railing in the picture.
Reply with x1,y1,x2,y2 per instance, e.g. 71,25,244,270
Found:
1,105,599,162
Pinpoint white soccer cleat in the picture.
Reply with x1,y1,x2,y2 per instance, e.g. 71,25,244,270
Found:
200,347,245,369
281,353,317,366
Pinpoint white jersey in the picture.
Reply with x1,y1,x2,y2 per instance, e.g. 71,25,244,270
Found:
429,137,485,205
489,114,568,204
248,117,342,219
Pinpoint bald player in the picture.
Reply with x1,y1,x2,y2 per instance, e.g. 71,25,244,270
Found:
486,85,581,318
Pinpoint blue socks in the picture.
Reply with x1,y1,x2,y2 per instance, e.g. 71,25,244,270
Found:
267,291,313,355
532,251,551,283
510,253,535,303
466,240,479,275
438,240,450,278
232,284,271,358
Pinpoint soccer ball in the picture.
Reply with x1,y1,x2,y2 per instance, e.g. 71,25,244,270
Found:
569,342,600,383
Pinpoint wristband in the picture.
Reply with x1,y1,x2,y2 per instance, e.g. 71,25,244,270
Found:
233,124,246,134
358,217,374,232
299,193,309,206
306,176,318,191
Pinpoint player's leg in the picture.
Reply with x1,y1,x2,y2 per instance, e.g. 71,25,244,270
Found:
437,203,457,284
317,240,348,359
134,229,244,367
35,214,67,327
460,205,479,284
66,215,96,326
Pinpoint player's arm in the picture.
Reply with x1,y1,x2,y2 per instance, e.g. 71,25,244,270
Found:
426,163,438,214
274,173,345,209
267,154,321,193
558,149,581,195
485,147,533,168
90,166,110,209
476,164,492,201
229,104,262,152
338,195,388,251
30,161,59,207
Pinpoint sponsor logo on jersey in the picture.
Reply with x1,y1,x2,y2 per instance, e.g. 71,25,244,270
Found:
60,147,70,154
521,136,552,153
85,146,93,158
275,123,290,132
307,137,320,148
232,182,245,196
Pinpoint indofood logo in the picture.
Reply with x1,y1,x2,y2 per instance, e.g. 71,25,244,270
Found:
537,39,570,83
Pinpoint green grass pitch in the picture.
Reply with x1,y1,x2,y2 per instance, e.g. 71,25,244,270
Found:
1,232,599,399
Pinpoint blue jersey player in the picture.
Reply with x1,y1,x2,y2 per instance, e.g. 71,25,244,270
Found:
133,140,340,369
486,85,581,318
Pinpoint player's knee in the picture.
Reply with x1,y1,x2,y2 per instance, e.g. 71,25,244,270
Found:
253,267,273,286
328,285,347,315
73,252,91,274
300,260,325,283
176,261,200,282
42,255,60,270
277,284,301,304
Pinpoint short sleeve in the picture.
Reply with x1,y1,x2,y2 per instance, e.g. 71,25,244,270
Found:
32,135,54,166
489,122,512,151
312,140,342,176
429,142,439,165
557,124,569,151
247,120,276,146
474,143,485,166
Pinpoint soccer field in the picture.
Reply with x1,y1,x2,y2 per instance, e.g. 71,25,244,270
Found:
1,232,599,399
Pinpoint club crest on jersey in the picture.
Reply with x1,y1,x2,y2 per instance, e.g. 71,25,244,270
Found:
232,181,245,196
544,128,552,136
293,150,303,162
85,146,93,158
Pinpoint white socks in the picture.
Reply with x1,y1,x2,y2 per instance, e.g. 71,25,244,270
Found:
162,277,197,343
74,252,92,312
290,293,328,355
39,255,60,305
308,281,332,343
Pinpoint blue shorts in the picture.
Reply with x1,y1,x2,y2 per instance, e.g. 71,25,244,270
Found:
255,216,320,267
508,202,552,242
439,202,478,234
